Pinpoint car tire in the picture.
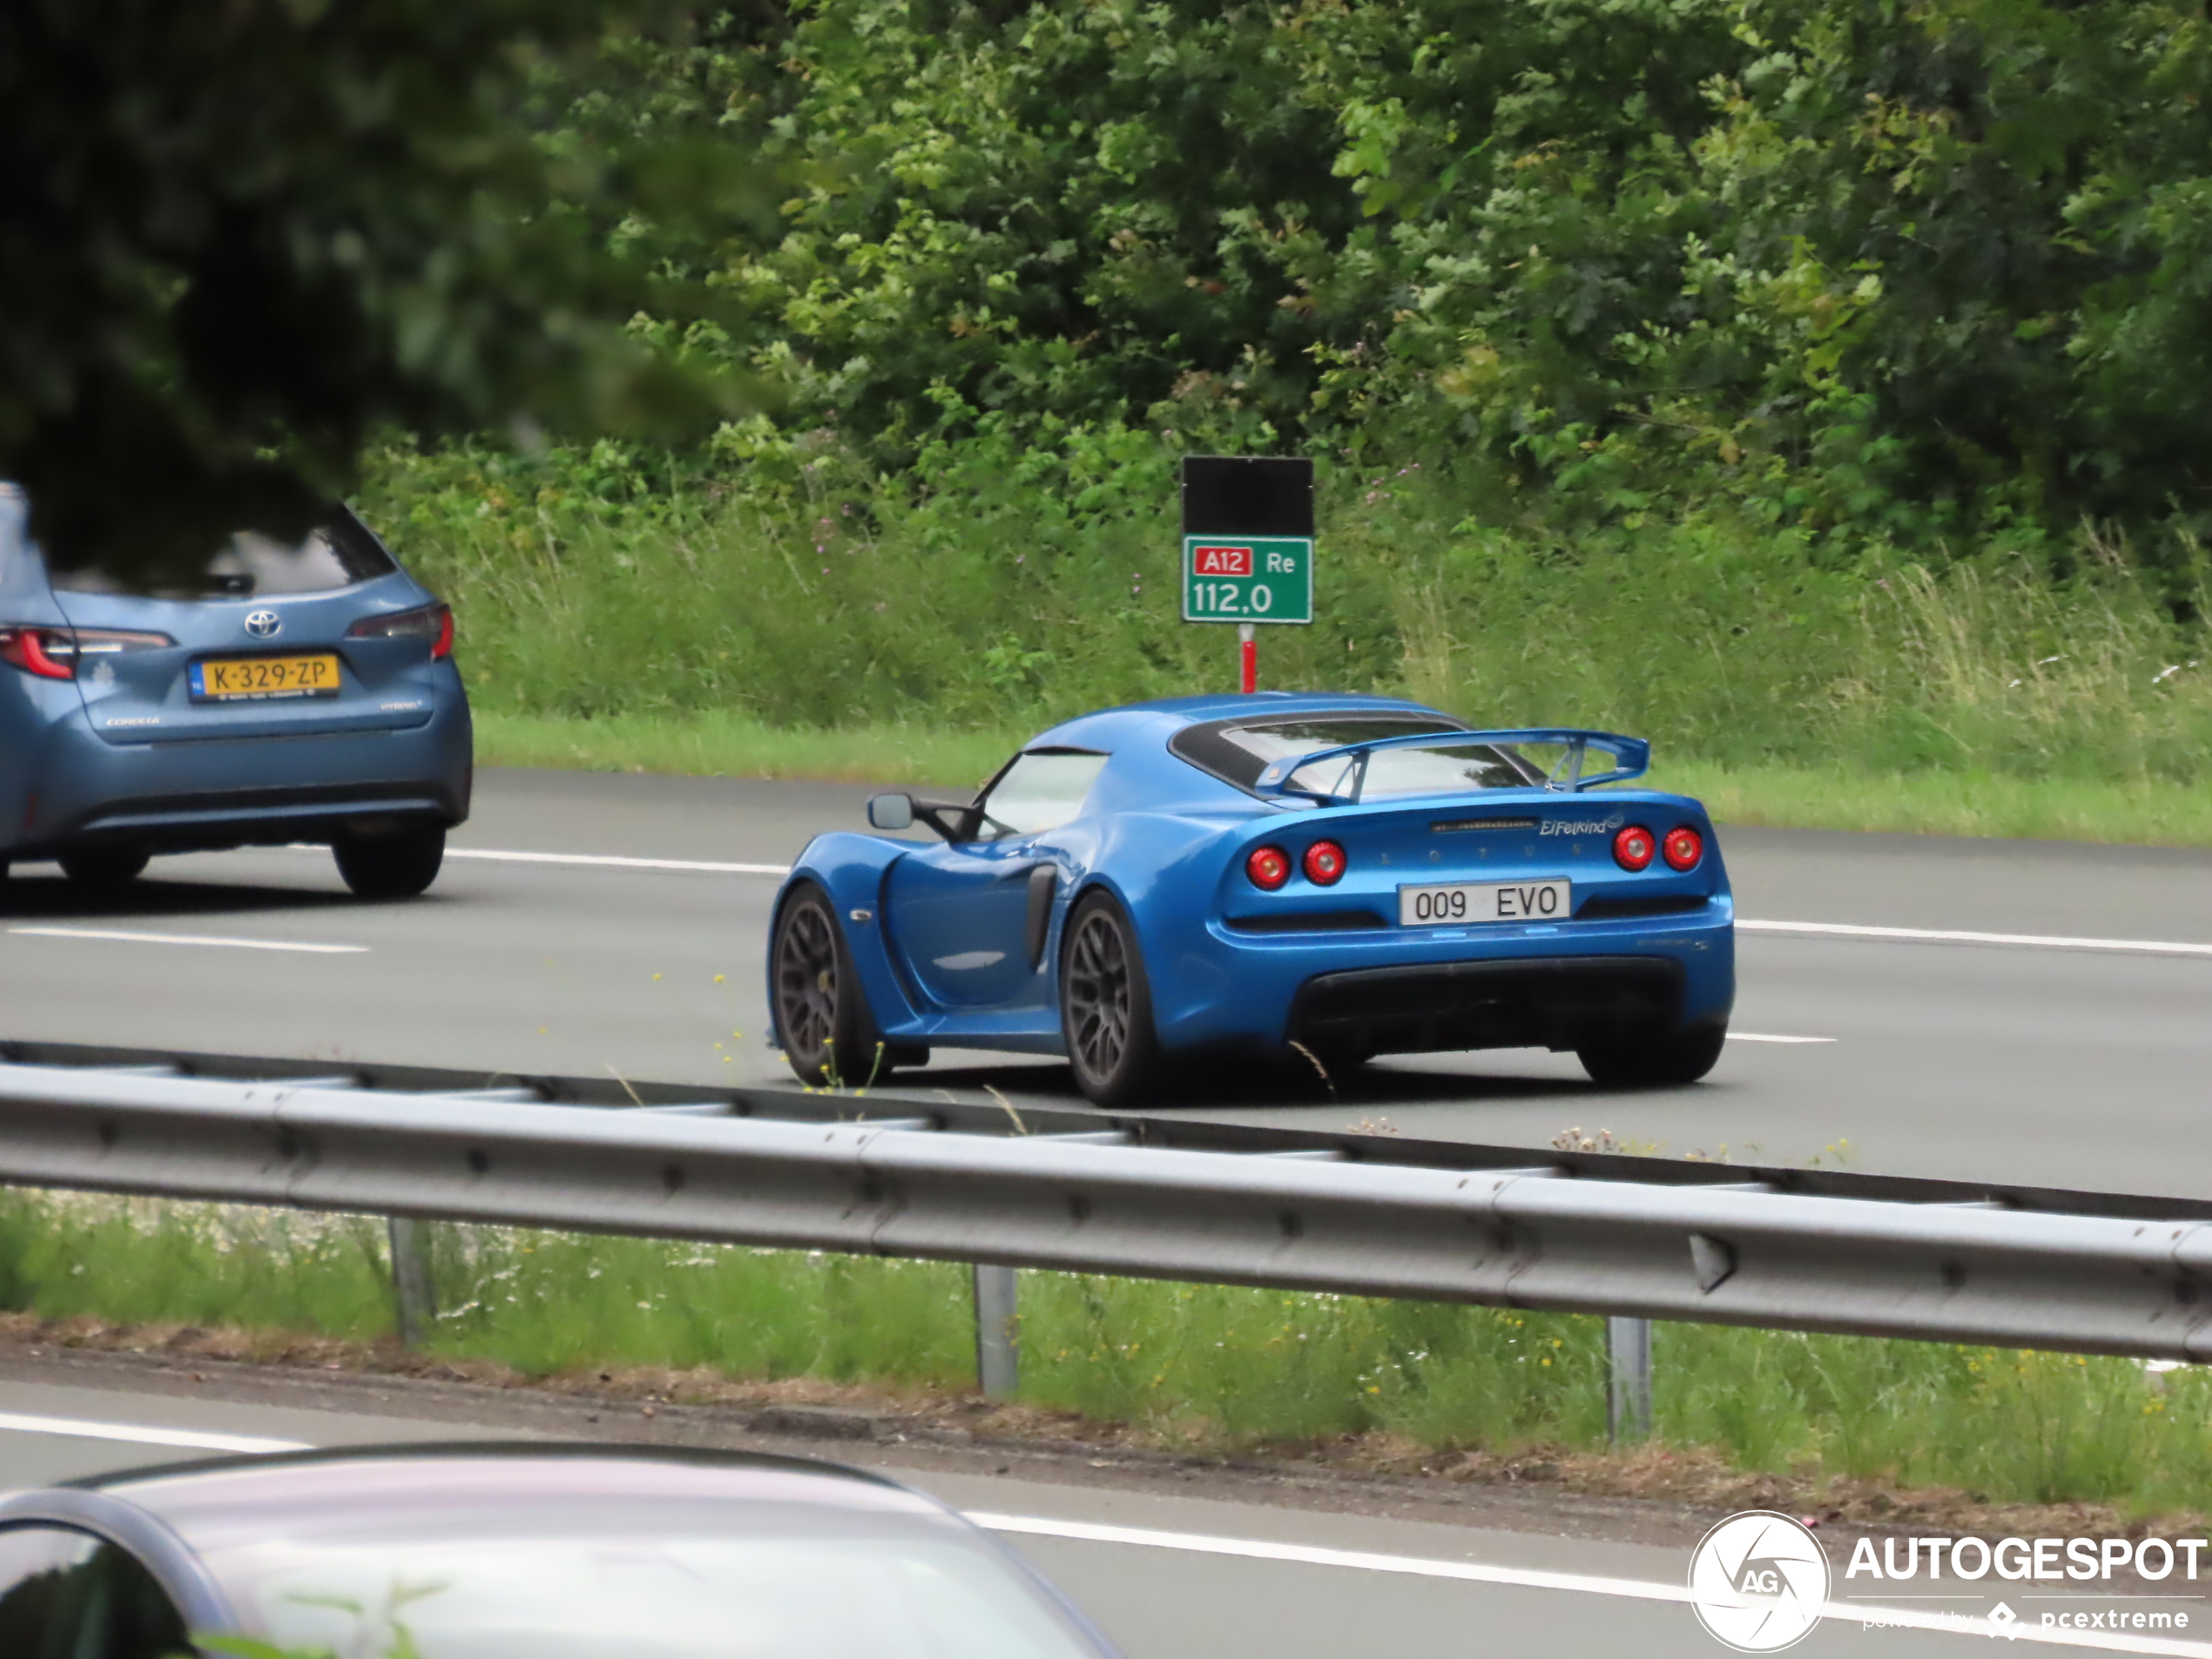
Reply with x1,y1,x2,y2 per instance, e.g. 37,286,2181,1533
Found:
333,826,446,900
1576,1022,1728,1088
1060,891,1168,1108
771,880,894,1087
58,848,150,888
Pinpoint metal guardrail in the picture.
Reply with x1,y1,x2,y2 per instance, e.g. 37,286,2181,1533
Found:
0,1039,2209,1366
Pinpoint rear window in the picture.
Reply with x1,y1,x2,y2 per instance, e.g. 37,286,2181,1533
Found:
1291,739,1536,799
49,509,396,599
1172,713,1514,792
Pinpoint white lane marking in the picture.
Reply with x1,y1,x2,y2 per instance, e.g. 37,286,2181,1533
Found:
441,847,790,877
284,842,787,876
1741,918,2212,960
0,1411,308,1454
259,845,2212,965
974,1513,2212,1656
1728,1032,1838,1044
8,927,368,954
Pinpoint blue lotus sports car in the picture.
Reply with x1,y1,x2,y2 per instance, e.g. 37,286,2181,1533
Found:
770,693,1734,1103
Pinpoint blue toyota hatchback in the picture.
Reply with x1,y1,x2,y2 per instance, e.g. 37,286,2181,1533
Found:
0,484,470,898
770,691,1735,1103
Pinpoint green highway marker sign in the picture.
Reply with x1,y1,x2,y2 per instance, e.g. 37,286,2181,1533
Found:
1181,536,1314,624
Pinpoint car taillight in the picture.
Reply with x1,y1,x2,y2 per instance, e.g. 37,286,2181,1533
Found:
349,603,454,659
0,625,72,679
1613,824,1656,871
0,624,172,680
1246,845,1291,890
1303,840,1346,885
1662,826,1704,871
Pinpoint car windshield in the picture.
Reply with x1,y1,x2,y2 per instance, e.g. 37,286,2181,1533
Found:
218,1512,1103,1659
47,511,396,599
976,750,1108,840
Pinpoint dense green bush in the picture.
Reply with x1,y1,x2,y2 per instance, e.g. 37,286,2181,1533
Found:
539,0,2212,566
345,0,2212,792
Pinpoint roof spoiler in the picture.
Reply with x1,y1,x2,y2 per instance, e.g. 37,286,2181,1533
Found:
1253,727,1651,805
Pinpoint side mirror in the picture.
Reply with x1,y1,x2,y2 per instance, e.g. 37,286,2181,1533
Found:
867,792,914,832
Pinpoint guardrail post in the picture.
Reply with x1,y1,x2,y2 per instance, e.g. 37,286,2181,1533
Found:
388,1217,437,1348
1608,1316,1652,1442
973,1264,1019,1399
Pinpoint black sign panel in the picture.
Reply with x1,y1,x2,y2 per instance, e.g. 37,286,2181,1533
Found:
1180,455,1314,538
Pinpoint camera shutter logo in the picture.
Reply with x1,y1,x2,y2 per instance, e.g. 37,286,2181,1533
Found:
243,609,282,639
1689,1511,1831,1652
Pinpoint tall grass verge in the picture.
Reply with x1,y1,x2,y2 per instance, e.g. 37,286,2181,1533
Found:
473,709,1022,789
365,444,2212,827
8,1190,2208,1515
470,712,2212,846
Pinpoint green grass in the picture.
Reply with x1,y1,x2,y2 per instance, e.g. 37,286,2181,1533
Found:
6,1190,2208,1515
365,439,2212,848
474,709,1022,791
1651,759,2212,846
475,708,2212,846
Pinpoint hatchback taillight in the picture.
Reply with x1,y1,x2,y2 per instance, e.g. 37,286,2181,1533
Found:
1613,824,1656,872
1246,845,1291,890
0,624,172,680
1662,826,1704,871
0,626,71,679
348,603,454,659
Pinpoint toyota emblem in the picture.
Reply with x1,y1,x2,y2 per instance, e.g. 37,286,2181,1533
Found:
243,610,282,639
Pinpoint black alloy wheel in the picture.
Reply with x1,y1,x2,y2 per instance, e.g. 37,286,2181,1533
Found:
772,882,888,1087
57,847,150,888
1060,893,1165,1107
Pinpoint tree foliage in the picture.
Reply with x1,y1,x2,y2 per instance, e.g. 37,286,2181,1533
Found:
617,0,2212,567
0,0,767,577
27,0,2212,573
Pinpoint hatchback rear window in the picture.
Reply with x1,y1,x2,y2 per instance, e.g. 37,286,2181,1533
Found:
49,509,396,599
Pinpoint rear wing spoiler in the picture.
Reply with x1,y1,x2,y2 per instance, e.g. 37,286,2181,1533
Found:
1253,728,1651,805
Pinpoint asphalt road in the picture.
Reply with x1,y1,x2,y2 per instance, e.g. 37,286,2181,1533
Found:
0,1363,2159,1659
3,766,2210,1195
1,767,2209,1195
4,771,2212,1656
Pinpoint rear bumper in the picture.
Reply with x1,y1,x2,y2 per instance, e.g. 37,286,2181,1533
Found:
1289,955,1690,1055
1150,903,1735,1055
4,696,472,859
